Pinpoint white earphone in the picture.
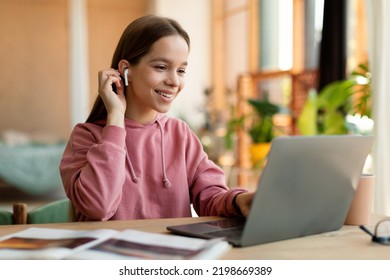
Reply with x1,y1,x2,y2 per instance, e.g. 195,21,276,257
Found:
124,68,129,86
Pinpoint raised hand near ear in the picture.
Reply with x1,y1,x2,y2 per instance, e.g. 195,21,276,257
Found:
98,68,127,128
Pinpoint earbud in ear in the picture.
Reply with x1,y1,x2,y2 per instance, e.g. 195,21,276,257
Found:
124,68,129,86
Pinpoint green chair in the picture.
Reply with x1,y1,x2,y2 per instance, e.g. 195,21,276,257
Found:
0,209,13,225
27,198,71,224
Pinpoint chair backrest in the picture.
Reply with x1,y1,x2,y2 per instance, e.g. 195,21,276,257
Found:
27,198,71,224
0,209,13,225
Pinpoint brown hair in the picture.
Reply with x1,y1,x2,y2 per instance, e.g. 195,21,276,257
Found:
86,15,190,123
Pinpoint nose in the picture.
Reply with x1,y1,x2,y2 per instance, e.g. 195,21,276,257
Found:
165,71,180,87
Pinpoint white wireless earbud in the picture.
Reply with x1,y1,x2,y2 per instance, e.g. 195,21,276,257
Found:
124,68,129,86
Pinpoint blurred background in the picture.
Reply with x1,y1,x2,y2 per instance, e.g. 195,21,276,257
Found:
1,0,389,215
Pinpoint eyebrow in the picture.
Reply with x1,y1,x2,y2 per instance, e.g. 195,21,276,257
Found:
149,57,188,66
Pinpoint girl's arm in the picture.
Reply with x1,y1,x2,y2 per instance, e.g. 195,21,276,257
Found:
185,128,248,217
60,124,126,221
98,69,126,128
190,157,249,217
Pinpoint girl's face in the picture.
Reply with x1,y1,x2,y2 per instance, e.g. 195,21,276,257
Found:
125,35,189,124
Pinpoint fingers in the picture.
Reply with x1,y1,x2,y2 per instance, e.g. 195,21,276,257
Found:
97,69,127,118
236,192,254,217
242,205,251,217
98,69,123,93
115,79,125,96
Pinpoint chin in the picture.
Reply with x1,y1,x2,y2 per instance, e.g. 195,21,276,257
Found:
156,103,174,113
158,108,171,114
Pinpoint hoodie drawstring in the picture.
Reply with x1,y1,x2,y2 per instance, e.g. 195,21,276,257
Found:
156,119,171,188
125,152,140,184
124,118,171,188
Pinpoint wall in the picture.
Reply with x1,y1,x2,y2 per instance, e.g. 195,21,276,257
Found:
0,0,69,139
225,0,249,90
0,0,148,139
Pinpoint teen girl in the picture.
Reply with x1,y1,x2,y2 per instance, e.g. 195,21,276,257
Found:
60,15,254,221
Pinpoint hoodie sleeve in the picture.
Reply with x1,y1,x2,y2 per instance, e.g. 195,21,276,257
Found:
59,124,126,221
184,127,248,217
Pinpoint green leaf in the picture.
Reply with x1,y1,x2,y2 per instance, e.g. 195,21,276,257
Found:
247,98,280,117
322,112,348,135
317,80,354,111
297,89,318,135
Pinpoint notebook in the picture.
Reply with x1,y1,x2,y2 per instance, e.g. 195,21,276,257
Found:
167,135,374,247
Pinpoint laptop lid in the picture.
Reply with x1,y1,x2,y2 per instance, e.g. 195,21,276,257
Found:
168,135,373,247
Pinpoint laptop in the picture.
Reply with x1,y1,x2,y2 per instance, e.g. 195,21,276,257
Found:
167,135,374,247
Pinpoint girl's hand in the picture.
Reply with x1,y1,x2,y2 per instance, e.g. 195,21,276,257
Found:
235,192,255,217
98,69,127,127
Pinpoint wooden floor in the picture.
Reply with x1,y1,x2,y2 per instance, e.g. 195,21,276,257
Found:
0,180,66,212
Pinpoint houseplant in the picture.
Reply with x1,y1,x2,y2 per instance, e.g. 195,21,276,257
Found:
246,97,280,166
297,63,372,135
225,94,280,167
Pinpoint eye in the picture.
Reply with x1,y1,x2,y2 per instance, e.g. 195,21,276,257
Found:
178,68,187,75
154,65,167,71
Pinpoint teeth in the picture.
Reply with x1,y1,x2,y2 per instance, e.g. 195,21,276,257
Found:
157,91,173,98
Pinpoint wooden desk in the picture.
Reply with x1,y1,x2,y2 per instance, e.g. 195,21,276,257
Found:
0,215,388,260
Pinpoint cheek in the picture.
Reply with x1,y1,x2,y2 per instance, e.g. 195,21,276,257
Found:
179,78,186,90
148,74,165,88
136,77,158,93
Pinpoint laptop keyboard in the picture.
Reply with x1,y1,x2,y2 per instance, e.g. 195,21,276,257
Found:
204,227,243,239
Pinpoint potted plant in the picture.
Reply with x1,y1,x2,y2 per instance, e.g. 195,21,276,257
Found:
246,96,280,166
225,93,281,167
298,63,372,135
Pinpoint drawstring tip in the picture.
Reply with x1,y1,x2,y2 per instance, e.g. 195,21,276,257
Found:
163,178,171,188
132,176,140,184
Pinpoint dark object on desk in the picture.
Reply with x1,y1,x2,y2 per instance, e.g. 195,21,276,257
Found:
359,219,390,245
168,135,373,247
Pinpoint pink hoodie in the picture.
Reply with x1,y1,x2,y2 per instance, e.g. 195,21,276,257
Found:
60,113,247,221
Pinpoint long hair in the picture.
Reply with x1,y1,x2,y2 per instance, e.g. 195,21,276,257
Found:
86,15,190,123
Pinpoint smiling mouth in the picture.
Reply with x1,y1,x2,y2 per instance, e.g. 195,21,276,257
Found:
155,90,175,98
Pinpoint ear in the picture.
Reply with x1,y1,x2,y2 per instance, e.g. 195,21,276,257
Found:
118,59,131,81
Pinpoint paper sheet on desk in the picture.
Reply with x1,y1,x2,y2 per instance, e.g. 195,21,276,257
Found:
69,229,231,260
0,227,230,260
0,227,117,260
